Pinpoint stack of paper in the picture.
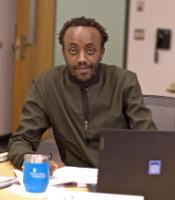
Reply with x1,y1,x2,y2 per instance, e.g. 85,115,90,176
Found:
0,152,9,162
50,166,98,186
0,176,19,189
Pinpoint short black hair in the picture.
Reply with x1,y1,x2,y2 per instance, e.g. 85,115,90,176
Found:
58,16,108,47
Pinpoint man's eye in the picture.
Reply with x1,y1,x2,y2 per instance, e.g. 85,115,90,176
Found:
68,48,78,55
87,48,96,55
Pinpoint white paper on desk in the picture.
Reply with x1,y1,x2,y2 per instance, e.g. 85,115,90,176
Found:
5,184,65,198
13,169,24,186
5,185,144,200
50,166,98,186
0,176,19,188
47,189,144,200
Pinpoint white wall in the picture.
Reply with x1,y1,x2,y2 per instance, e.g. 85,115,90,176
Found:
54,0,126,67
0,0,16,135
127,0,175,97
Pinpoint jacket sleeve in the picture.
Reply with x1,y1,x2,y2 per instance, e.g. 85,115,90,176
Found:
8,80,50,168
123,72,157,130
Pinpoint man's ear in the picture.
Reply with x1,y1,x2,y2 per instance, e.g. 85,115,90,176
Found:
62,47,66,59
100,47,105,61
101,47,105,56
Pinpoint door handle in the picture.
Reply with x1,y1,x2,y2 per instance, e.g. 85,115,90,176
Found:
12,0,37,60
0,41,3,48
12,35,30,60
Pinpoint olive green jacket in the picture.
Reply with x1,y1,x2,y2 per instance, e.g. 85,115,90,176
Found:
8,64,156,168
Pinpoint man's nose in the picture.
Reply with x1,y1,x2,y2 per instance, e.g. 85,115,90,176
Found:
77,51,87,64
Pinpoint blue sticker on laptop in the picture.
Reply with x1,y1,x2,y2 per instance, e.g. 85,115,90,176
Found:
148,160,162,175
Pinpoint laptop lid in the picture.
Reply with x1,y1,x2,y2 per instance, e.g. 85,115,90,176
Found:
97,129,175,200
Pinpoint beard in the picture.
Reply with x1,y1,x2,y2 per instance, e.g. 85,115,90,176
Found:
68,62,100,86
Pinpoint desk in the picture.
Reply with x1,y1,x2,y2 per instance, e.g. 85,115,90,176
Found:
0,161,87,200
0,161,33,199
0,162,143,200
0,161,14,176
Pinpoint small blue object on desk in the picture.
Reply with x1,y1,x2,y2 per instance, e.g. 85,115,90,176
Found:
23,154,50,193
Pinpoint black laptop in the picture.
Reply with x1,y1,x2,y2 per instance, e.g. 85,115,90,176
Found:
96,129,175,200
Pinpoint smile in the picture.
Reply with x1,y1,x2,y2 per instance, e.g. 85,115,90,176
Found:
74,67,91,73
74,66,91,70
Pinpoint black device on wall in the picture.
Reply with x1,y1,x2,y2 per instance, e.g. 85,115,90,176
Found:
156,29,171,49
155,28,172,63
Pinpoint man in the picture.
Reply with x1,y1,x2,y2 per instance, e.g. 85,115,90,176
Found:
8,16,156,170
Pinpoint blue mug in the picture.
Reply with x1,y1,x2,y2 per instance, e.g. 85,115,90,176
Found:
23,154,50,193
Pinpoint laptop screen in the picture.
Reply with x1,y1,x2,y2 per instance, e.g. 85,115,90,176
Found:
97,129,175,200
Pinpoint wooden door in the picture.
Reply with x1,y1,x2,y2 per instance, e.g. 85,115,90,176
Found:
13,0,56,131
0,0,16,135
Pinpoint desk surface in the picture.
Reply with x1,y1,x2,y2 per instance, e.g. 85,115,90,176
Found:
0,161,34,199
0,162,144,200
0,161,87,200
0,161,14,176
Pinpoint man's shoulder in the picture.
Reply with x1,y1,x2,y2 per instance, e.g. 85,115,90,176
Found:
100,63,139,91
33,65,67,82
100,63,136,77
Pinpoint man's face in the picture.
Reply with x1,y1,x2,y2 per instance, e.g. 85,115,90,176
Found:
62,26,105,82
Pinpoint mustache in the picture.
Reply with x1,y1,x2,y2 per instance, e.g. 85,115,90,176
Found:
73,62,93,69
